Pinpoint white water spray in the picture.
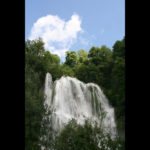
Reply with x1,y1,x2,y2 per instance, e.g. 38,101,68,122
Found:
44,73,117,137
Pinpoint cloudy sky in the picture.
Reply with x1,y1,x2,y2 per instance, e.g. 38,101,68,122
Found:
25,0,125,61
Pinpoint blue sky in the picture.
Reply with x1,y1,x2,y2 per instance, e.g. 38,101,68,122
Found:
25,0,124,61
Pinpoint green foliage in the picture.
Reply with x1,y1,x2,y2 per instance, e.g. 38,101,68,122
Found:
65,50,78,67
112,37,125,59
75,63,99,84
88,46,112,66
39,105,56,150
53,119,125,150
25,38,61,150
75,46,113,90
77,49,88,64
25,38,46,150
60,64,75,77
108,38,125,135
25,68,45,150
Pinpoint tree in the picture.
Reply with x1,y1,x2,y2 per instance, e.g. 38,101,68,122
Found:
25,38,62,150
88,46,112,66
87,46,113,91
25,38,46,150
44,51,60,66
75,63,100,84
42,51,61,81
25,67,45,150
40,105,56,150
109,37,125,139
60,64,75,77
112,37,125,60
53,119,125,150
65,50,78,67
88,47,102,66
77,49,88,64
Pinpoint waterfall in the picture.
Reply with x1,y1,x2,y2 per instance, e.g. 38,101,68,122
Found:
44,72,117,138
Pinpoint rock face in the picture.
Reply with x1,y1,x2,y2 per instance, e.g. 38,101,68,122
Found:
44,72,117,137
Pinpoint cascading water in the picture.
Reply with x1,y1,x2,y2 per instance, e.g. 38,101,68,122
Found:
44,72,117,139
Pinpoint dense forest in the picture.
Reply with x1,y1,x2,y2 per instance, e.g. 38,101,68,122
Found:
25,37,125,150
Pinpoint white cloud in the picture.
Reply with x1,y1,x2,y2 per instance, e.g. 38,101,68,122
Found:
29,13,82,58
